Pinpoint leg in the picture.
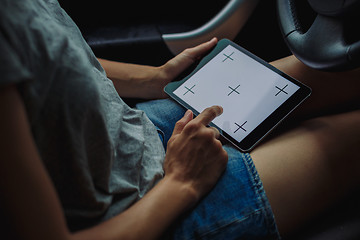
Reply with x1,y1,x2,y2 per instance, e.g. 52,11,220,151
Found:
136,99,186,149
271,55,360,119
138,99,281,239
251,110,360,236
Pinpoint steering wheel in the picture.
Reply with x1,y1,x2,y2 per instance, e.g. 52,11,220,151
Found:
277,0,360,71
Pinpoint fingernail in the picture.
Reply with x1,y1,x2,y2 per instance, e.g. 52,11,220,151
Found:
185,109,192,118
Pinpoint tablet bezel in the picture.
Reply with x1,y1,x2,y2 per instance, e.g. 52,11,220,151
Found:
164,39,311,152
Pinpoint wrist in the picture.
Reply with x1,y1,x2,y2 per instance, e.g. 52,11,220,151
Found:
161,175,200,210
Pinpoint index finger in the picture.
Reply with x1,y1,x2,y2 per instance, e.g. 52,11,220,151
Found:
193,106,223,126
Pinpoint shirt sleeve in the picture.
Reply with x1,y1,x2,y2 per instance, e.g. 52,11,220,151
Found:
0,29,32,87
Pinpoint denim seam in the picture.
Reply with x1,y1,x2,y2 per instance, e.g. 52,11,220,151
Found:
196,208,265,239
243,153,281,239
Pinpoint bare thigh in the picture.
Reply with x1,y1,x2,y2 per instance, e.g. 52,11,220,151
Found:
251,110,360,236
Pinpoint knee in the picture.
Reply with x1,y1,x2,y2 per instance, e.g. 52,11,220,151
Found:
301,110,360,180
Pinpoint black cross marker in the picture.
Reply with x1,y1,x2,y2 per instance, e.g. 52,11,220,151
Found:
228,84,241,96
222,52,234,62
234,121,247,133
275,84,289,96
183,84,196,95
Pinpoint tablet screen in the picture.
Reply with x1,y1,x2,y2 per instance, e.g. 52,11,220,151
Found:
165,39,311,152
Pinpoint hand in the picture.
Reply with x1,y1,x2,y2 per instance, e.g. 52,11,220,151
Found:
164,106,228,203
149,38,218,99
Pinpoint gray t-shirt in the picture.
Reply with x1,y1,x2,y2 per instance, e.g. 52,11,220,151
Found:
0,0,165,230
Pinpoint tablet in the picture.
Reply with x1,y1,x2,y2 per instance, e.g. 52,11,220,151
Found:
164,39,311,152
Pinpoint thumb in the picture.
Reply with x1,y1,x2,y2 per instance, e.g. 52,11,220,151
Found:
172,110,193,135
163,38,218,79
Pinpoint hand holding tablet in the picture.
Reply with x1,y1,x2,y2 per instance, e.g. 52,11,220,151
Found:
165,39,311,152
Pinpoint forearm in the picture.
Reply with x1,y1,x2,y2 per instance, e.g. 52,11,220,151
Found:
271,55,360,119
98,58,162,99
74,176,197,240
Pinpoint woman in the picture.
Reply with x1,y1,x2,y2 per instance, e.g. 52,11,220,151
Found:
1,0,359,239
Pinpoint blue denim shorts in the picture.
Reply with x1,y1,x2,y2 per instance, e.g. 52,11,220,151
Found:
136,99,280,240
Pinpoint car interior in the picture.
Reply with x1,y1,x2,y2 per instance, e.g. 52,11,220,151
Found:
58,0,360,239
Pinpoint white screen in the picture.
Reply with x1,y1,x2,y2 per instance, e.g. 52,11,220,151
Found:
173,45,300,142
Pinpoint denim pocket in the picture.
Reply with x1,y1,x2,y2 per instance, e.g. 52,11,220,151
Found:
156,127,166,149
